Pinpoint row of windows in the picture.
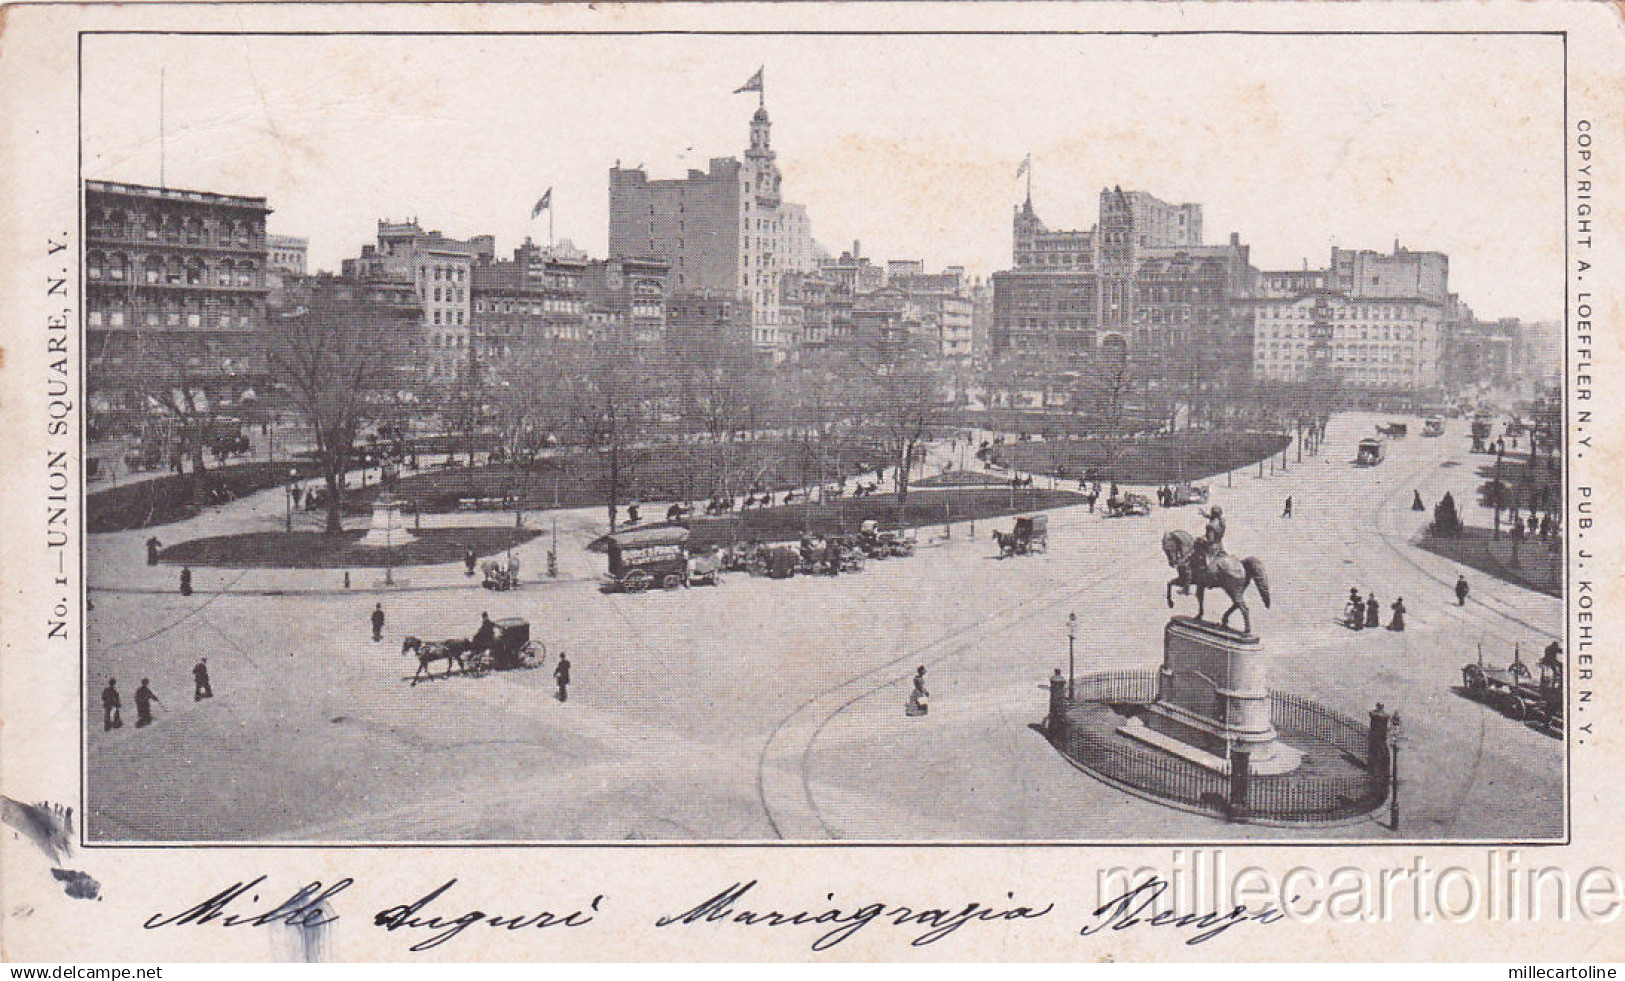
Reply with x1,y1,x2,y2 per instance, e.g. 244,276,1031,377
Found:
474,299,586,315
432,310,466,326
420,265,468,285
88,211,263,247
1262,304,1427,321
88,310,253,330
87,252,259,287
431,286,466,303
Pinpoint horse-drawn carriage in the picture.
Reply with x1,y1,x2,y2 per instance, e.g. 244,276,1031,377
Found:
602,525,696,592
403,616,544,684
858,519,914,559
1105,492,1153,518
467,617,546,676
1461,644,1563,733
481,555,522,591
994,514,1048,557
1168,482,1210,506
1376,421,1408,438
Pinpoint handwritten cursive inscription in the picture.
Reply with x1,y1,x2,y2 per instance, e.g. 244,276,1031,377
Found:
656,880,1054,952
144,876,350,930
373,879,601,952
1078,876,1285,945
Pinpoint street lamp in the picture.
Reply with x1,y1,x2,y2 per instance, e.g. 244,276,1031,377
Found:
285,467,297,533
1067,611,1078,700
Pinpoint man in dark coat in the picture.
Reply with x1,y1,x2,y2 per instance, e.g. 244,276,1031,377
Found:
553,652,571,703
146,536,163,565
472,612,496,662
1455,575,1470,607
193,658,212,700
371,602,386,642
179,566,193,596
1365,593,1380,629
134,678,160,728
464,548,477,576
101,678,122,731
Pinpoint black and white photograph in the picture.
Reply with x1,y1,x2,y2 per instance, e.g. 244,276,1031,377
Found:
75,30,1568,844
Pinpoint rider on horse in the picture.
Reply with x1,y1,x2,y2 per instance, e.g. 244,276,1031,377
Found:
1193,505,1226,573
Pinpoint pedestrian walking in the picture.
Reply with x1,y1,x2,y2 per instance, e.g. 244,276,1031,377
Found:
146,536,163,566
906,666,930,717
134,678,161,728
179,566,193,596
1365,593,1380,630
1455,575,1470,607
371,602,385,642
553,652,571,703
193,658,213,701
101,678,122,730
1282,496,1293,518
1347,586,1364,630
1412,490,1425,512
1388,597,1406,632
464,548,477,577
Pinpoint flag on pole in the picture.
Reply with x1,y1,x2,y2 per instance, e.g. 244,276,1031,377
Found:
1015,154,1031,180
733,66,764,95
531,188,552,218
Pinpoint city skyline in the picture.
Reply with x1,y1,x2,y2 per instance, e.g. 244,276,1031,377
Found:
82,32,1563,321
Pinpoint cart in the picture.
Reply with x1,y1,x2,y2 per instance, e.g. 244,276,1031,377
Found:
1169,482,1210,506
481,556,522,591
466,617,546,676
1355,437,1386,466
1377,422,1408,437
1422,418,1445,437
994,514,1048,556
602,525,693,592
1105,492,1153,518
1460,645,1563,732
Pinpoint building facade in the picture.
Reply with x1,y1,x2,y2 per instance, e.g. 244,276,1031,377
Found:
343,220,489,379
609,104,810,357
85,179,271,437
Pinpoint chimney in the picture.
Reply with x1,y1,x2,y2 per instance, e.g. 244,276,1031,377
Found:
1230,232,1240,247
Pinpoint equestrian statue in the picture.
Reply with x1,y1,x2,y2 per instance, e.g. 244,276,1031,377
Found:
1161,504,1271,635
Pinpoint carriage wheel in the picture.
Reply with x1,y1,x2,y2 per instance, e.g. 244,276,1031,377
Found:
520,640,546,667
662,574,684,590
1504,697,1527,721
466,652,491,677
624,570,652,592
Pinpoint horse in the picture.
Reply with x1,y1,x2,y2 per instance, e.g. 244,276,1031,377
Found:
402,636,471,685
1161,529,1272,635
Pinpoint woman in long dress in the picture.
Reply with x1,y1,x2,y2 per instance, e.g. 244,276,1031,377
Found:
906,666,930,717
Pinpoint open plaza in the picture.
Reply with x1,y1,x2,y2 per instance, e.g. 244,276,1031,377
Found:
85,410,1564,842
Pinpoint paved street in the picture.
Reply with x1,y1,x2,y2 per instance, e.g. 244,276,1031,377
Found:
85,411,1563,842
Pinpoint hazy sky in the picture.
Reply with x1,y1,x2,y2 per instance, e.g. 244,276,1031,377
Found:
83,32,1563,321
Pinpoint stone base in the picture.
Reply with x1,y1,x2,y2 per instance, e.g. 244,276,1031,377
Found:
1120,709,1303,775
357,499,416,549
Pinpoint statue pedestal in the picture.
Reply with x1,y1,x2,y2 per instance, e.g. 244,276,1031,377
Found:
1119,616,1301,775
357,496,416,549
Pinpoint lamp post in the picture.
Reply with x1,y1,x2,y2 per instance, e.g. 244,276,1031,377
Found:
1067,611,1078,700
285,467,297,533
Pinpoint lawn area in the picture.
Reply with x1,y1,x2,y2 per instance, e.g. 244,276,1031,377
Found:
363,438,893,514
591,487,1084,550
914,470,1023,489
991,432,1291,484
89,461,324,533
1414,525,1562,599
156,526,540,569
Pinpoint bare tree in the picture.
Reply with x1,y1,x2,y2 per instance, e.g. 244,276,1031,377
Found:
268,279,420,533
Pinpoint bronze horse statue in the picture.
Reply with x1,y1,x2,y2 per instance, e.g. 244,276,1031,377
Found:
1161,530,1271,635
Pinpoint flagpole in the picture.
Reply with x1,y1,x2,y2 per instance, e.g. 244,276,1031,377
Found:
159,68,166,189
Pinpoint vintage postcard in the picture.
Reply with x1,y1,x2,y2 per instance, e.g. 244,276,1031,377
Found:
1,0,1621,964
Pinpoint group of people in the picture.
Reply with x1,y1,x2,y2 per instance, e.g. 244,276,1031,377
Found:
100,659,212,731
1345,587,1406,632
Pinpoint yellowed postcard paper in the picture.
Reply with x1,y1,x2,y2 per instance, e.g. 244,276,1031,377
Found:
1,0,1622,963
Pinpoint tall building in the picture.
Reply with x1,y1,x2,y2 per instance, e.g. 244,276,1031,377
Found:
609,102,811,357
84,179,271,437
992,186,1249,399
343,220,490,379
469,238,590,364
1248,242,1451,392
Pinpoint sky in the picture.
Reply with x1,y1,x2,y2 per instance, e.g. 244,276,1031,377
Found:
82,32,1564,322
